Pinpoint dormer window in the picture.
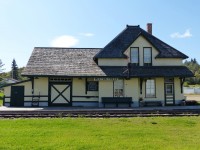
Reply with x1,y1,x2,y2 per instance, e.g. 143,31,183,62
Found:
143,47,152,66
130,47,139,66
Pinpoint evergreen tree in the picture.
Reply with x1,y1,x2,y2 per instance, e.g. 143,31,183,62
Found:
11,59,19,80
0,59,4,81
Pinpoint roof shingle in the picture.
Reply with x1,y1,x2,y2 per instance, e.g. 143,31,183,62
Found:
94,25,188,59
22,47,105,76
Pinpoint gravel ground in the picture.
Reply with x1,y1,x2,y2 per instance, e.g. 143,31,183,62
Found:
184,94,200,101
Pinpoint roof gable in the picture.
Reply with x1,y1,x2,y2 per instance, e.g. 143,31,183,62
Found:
94,25,188,59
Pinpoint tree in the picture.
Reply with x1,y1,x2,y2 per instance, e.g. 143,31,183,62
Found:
184,58,200,85
0,59,4,73
11,59,19,80
0,59,4,81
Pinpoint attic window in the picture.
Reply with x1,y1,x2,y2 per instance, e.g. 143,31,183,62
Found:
130,47,139,66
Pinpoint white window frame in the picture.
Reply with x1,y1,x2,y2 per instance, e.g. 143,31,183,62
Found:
143,47,152,66
130,47,139,65
114,80,124,97
145,79,156,97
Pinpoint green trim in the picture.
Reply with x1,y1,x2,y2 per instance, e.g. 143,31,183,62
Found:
49,82,72,106
72,96,98,98
73,101,98,103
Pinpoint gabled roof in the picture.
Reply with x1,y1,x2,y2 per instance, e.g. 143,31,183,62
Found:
94,25,188,59
22,47,105,77
21,47,193,77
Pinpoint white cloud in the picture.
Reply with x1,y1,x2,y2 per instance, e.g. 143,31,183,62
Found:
170,29,192,38
51,35,79,47
79,33,94,37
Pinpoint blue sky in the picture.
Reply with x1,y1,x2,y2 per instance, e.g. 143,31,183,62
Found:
0,0,200,71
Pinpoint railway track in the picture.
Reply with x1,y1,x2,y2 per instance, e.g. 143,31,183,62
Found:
0,109,200,118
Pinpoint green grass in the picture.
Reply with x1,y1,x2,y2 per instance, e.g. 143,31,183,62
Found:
0,117,200,150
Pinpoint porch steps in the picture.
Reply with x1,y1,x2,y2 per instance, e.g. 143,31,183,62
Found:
0,109,200,118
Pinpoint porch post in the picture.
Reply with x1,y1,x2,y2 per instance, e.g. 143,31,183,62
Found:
180,77,185,93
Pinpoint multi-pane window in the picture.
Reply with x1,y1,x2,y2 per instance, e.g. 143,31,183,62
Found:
130,47,139,66
114,80,124,97
144,47,152,66
146,79,155,97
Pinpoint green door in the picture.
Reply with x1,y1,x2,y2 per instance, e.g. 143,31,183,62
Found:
11,86,24,107
165,83,175,106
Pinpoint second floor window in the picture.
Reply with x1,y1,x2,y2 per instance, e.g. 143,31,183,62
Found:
144,47,152,66
130,47,139,66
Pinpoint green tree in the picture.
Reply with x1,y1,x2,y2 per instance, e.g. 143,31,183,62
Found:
184,58,200,85
11,59,19,80
0,59,5,81
0,59,4,73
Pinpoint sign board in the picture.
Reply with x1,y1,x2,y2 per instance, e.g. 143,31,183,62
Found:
94,78,119,81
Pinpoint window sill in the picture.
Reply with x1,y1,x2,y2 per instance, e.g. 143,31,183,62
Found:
145,97,157,98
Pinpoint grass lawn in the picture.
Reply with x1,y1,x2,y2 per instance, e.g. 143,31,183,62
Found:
0,117,200,150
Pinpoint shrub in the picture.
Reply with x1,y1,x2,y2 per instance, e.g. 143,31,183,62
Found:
185,100,198,105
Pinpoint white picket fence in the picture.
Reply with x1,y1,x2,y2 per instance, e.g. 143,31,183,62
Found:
183,87,200,94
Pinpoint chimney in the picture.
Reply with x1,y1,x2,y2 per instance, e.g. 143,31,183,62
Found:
147,23,152,34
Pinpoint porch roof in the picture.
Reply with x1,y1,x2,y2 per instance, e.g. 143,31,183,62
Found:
98,66,193,78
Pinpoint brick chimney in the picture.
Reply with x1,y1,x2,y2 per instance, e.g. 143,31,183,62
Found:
147,23,152,34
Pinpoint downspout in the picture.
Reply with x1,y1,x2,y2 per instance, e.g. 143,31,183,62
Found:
31,77,34,95
140,78,143,94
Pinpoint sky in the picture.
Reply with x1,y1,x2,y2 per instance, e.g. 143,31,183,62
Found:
0,0,200,72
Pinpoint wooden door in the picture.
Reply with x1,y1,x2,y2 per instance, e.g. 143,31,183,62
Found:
49,83,72,106
10,86,24,107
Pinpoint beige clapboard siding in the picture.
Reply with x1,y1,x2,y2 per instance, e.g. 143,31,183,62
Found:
72,78,98,102
98,58,127,66
125,35,183,66
99,80,113,102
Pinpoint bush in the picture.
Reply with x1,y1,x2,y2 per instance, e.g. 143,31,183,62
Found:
183,82,189,87
185,100,198,106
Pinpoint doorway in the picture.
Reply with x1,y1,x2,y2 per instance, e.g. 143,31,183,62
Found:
10,86,24,107
165,83,174,106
